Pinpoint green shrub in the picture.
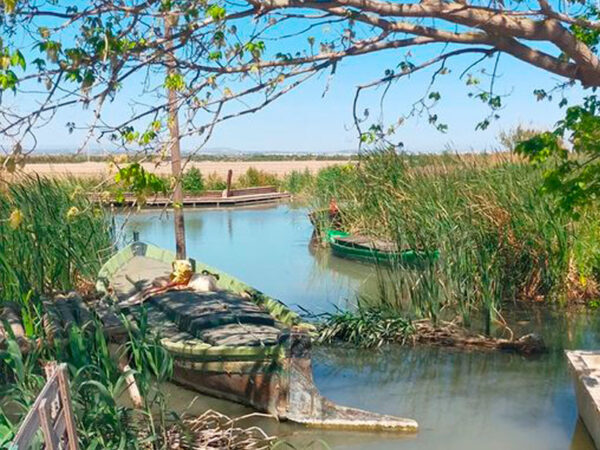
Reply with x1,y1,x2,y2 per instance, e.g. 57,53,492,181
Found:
182,167,204,194
282,169,314,194
204,171,227,190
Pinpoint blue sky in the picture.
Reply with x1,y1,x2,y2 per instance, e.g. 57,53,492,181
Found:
31,48,583,154
204,49,580,154
4,8,587,155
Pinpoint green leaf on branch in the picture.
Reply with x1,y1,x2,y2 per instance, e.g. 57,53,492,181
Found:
206,4,226,21
164,73,185,91
10,50,25,70
516,95,600,215
115,163,167,197
208,51,222,61
0,70,18,91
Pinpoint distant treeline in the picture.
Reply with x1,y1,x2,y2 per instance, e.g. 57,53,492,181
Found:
3,152,356,164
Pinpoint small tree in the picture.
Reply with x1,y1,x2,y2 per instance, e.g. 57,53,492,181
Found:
516,96,600,217
182,167,205,194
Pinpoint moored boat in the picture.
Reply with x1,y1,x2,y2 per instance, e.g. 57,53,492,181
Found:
96,241,418,431
566,350,600,448
325,229,438,266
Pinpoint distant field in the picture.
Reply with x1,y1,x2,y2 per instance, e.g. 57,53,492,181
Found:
4,152,354,164
20,160,350,180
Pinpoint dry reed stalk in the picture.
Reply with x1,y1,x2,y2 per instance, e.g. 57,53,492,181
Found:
167,410,277,450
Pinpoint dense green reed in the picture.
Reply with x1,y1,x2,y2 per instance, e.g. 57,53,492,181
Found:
0,177,112,303
0,177,166,448
307,149,599,337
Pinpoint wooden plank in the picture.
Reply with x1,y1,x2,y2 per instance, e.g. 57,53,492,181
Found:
12,364,78,450
335,234,398,252
174,358,282,374
57,366,79,450
52,409,66,439
11,409,41,450
225,169,233,197
12,376,60,447
162,340,286,360
97,191,290,207
38,398,59,450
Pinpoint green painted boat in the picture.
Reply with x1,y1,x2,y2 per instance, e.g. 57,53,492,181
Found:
325,229,438,266
96,241,418,432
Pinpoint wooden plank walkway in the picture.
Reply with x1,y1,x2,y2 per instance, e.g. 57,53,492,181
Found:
94,186,291,208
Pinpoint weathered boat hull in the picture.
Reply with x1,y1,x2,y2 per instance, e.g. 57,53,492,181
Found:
97,242,418,432
169,332,417,431
566,350,600,448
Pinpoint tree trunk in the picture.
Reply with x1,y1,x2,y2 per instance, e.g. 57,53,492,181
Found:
164,14,187,259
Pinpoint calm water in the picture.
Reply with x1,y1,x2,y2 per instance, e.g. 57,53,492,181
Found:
117,203,600,449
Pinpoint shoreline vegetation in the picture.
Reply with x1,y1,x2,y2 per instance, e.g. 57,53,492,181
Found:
0,179,276,449
2,152,356,164
304,149,600,350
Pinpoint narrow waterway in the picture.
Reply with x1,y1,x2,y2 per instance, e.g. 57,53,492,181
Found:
116,203,599,449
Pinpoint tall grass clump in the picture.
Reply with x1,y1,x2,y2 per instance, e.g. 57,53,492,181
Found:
281,169,314,194
0,176,112,303
311,148,598,334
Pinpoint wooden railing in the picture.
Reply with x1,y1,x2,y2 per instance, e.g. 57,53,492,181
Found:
12,363,78,450
229,186,277,196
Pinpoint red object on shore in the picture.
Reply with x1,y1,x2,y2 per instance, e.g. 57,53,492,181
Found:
329,198,342,228
329,198,339,216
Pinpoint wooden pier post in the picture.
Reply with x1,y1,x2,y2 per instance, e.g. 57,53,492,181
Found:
225,169,233,198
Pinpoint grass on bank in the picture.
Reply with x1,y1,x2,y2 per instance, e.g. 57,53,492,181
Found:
2,152,354,164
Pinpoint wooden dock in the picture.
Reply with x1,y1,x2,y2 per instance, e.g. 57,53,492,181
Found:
95,186,291,208
566,350,600,449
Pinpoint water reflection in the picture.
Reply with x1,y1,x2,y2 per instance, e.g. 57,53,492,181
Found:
116,204,598,449
116,204,366,313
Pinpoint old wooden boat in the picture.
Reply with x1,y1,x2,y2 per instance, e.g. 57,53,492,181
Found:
325,229,438,266
96,241,418,431
566,350,600,448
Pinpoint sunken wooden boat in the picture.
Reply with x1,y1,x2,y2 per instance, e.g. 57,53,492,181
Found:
325,229,438,266
566,350,600,448
96,241,418,431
